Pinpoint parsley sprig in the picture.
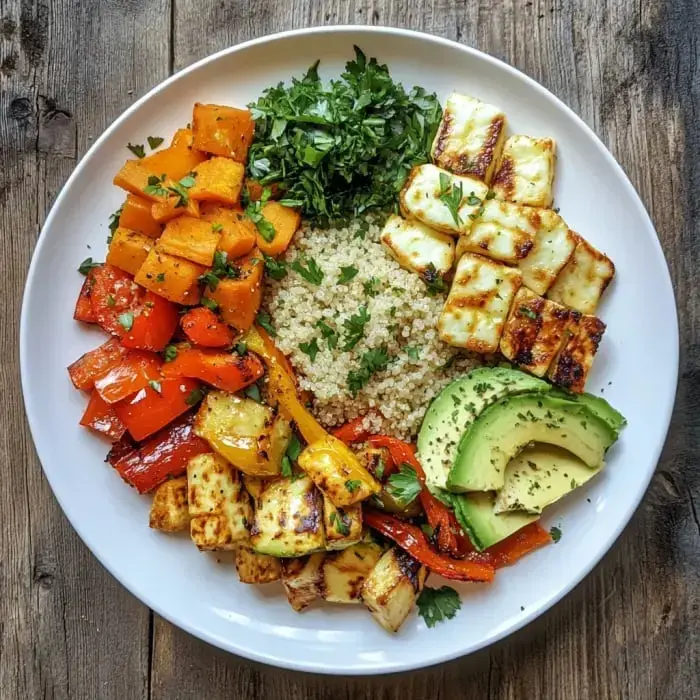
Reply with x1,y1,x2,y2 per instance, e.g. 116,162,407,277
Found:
386,463,422,506
245,187,276,242
291,254,324,285
438,172,464,227
416,586,461,628
347,345,391,396
342,305,370,351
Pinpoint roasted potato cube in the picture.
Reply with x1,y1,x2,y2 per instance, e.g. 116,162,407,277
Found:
320,542,384,604
192,103,255,162
547,236,615,314
189,157,245,206
201,205,257,259
281,553,325,611
380,214,455,277
547,312,606,393
158,216,222,266
518,210,577,296
106,227,153,275
362,548,427,633
499,287,571,377
195,390,291,477
134,248,204,305
322,496,363,551
297,435,381,508
149,476,189,532
400,163,489,236
187,453,252,551
250,475,326,557
431,93,507,183
491,134,556,208
235,547,282,584
457,199,539,264
438,253,522,353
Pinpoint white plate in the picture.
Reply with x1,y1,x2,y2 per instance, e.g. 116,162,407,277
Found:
20,26,678,674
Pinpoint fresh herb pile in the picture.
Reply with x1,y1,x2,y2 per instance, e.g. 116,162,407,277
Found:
246,47,443,226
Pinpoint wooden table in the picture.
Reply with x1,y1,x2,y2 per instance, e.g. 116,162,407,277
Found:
2,1,697,698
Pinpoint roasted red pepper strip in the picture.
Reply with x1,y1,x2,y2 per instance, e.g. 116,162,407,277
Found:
79,391,127,440
93,350,162,404
68,338,129,391
90,264,146,337
363,509,495,582
482,522,552,568
121,291,179,352
107,412,209,493
162,347,264,392
113,376,200,441
180,306,236,348
332,412,379,444
74,271,98,323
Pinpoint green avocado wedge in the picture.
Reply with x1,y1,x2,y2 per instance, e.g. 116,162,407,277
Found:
550,389,627,437
417,368,550,492
447,394,616,493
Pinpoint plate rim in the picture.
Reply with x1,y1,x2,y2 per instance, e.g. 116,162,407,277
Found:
19,24,680,675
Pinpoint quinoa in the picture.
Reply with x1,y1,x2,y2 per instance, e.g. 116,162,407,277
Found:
263,217,482,439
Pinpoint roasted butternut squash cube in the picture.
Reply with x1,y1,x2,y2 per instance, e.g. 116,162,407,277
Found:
119,194,162,238
204,250,263,330
106,227,153,275
189,157,245,206
134,248,204,305
187,453,252,551
114,160,171,202
192,102,255,162
255,202,301,257
201,205,257,259
149,476,189,532
320,542,384,604
235,547,282,584
170,127,195,149
281,553,325,611
158,216,221,266
151,195,200,224
141,135,206,181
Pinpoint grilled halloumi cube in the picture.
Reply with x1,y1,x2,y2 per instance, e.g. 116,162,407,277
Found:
491,134,556,208
500,287,571,377
431,93,507,183
320,542,384,604
250,475,326,557
438,253,523,353
362,548,427,633
547,236,615,314
457,199,540,264
281,553,325,611
400,163,489,236
149,476,190,532
322,495,363,551
187,453,252,551
235,546,282,584
548,312,606,393
518,210,577,296
380,215,455,277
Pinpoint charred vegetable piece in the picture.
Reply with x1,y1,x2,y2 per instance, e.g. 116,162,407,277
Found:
74,270,98,323
319,541,384,604
79,391,127,441
180,306,236,348
235,547,282,584
68,337,129,391
120,291,179,352
322,495,363,551
281,553,325,612
89,264,147,338
192,103,255,162
93,350,162,404
149,476,190,532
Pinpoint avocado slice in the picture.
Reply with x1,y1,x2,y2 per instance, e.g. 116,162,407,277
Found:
448,394,616,492
453,491,538,551
493,444,604,514
550,389,627,437
417,367,550,492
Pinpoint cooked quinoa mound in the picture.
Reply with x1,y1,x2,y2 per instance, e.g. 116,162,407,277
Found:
263,217,482,439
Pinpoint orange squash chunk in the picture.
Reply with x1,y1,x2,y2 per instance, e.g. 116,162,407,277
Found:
255,202,301,257
158,216,222,266
204,249,263,331
245,179,282,202
141,132,206,181
192,103,255,162
189,157,245,206
201,205,257,259
151,195,200,224
114,160,172,202
106,227,153,275
119,194,162,238
135,248,205,305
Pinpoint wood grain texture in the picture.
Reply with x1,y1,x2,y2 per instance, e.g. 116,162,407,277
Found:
1,0,698,698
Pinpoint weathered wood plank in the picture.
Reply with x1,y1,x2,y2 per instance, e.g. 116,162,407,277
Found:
0,0,170,698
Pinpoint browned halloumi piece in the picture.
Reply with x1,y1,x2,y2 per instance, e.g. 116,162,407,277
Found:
281,553,325,612
438,253,523,353
491,135,557,208
547,236,615,314
547,312,606,393
235,547,282,584
431,93,507,183
149,476,190,532
499,287,571,376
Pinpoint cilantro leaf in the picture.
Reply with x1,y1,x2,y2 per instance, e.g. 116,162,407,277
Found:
127,143,145,158
416,586,461,628
263,253,288,281
316,319,339,349
550,526,562,543
386,462,422,506
78,257,101,275
291,255,324,285
342,305,370,350
147,136,164,150
437,173,463,227
299,338,320,362
338,265,359,284
347,345,391,396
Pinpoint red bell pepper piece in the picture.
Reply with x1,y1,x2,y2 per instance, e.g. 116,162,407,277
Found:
107,413,209,493
93,350,162,404
79,391,127,440
180,306,236,348
121,291,179,352
90,264,146,337
363,509,495,582
332,412,381,444
162,347,264,393
113,376,201,441
74,271,98,323
482,522,552,568
68,338,129,390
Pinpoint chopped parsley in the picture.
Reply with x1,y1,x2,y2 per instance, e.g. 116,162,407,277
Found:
299,338,320,362
185,388,205,406
244,383,262,403
345,479,362,493
234,342,247,356
127,142,145,158
286,433,303,462
347,345,391,395
363,277,381,297
147,136,164,150
107,206,122,243
485,190,496,200
281,455,293,478
416,585,461,628
143,174,169,198
78,257,101,275
423,263,447,295
374,457,386,481
438,172,463,227
163,345,178,362
290,254,324,285
342,305,370,350
519,306,539,320
386,462,422,506
156,272,166,283
118,311,134,331
549,526,562,543
263,253,287,281
105,295,116,308
199,251,240,290
201,297,219,312
316,319,339,349
255,311,277,336
330,511,350,536
148,380,162,394
338,265,359,284
245,187,276,241
211,222,223,233
144,173,195,207
405,346,420,361
421,523,435,537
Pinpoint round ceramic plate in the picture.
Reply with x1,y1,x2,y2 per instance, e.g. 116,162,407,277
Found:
20,26,678,674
